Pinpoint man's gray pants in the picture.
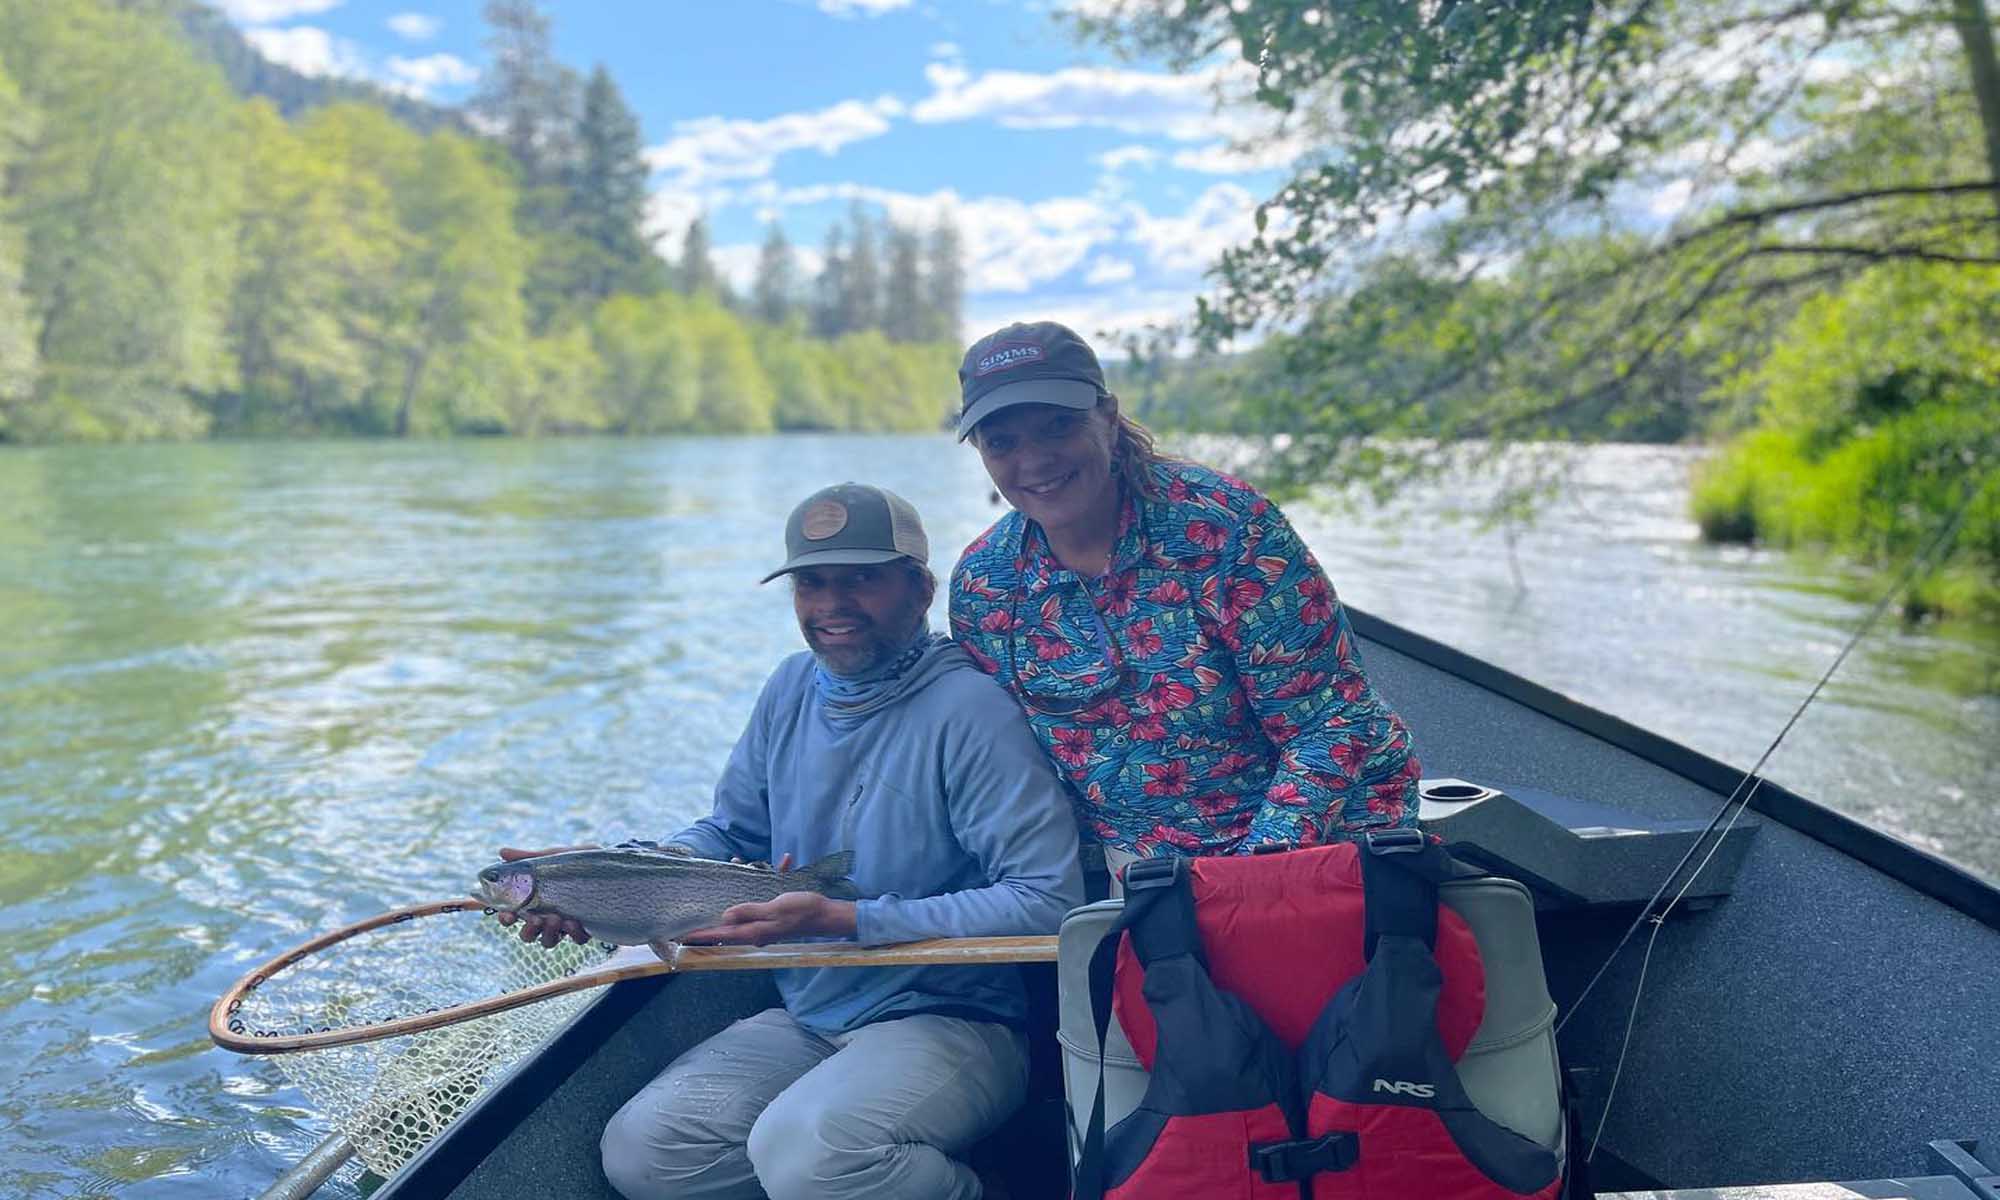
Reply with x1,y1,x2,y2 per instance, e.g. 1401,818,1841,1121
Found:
599,1006,1029,1200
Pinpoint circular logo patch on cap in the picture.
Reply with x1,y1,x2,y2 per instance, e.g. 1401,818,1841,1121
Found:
801,499,849,540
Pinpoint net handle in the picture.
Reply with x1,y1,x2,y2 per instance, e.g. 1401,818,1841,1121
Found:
209,898,1057,1055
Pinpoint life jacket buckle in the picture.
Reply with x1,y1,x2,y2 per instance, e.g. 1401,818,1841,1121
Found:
1365,827,1426,855
1120,856,1180,891
1248,1131,1360,1183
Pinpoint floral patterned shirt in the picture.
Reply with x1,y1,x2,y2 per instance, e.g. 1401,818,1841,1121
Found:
948,458,1422,857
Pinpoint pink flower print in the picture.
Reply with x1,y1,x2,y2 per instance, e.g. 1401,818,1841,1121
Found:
1266,780,1307,807
980,609,1022,634
1273,670,1330,700
1030,633,1072,661
1139,676,1195,714
1222,577,1265,622
1297,576,1335,625
1052,727,1096,768
1209,751,1262,778
1142,760,1192,797
1186,519,1228,551
1098,571,1137,616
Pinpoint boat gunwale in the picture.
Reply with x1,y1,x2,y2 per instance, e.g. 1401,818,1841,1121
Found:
1343,607,2000,935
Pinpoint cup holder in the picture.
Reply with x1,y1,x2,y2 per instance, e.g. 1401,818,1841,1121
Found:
1420,781,1492,803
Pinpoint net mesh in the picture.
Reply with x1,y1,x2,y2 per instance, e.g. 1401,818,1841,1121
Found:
229,906,618,1179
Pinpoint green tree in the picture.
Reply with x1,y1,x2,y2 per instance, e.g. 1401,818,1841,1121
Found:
591,292,699,433
752,222,800,326
812,225,849,337
841,202,881,333
676,214,724,300
222,101,382,433
0,58,38,433
758,324,840,429
566,65,660,302
0,0,242,440
387,131,530,435
882,221,924,342
288,104,421,433
1691,261,2000,614
923,213,965,345
685,299,774,432
471,0,577,197
500,326,606,436
1077,0,2000,502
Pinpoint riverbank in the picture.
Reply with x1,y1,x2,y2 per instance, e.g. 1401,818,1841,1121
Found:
1690,426,2000,624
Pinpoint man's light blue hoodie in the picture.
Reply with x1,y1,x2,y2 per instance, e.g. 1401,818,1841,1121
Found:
661,632,1086,1036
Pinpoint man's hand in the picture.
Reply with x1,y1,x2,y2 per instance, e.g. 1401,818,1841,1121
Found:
480,844,595,949
681,893,858,946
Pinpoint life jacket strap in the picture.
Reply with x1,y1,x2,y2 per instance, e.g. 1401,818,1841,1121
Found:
1249,1130,1359,1183
1362,828,1445,958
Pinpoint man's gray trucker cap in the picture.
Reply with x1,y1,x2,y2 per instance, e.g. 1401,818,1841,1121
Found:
761,482,929,584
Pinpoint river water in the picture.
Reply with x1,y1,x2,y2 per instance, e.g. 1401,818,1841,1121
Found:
1,436,1993,1198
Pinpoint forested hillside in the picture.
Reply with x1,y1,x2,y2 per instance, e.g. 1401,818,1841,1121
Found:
0,0,966,443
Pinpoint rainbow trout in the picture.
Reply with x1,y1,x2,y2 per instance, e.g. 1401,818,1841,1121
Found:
476,846,860,956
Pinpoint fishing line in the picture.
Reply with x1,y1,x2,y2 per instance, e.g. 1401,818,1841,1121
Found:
1555,465,1989,1161
1555,466,1987,1037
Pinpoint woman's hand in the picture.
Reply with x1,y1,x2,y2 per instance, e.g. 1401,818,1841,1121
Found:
480,844,595,949
680,893,857,946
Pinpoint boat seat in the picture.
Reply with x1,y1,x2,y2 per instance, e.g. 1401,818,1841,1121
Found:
1054,872,1564,1161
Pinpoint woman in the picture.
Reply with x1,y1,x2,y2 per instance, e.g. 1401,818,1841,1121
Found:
947,320,1422,870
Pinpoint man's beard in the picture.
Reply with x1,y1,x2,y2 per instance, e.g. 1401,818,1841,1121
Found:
804,601,927,676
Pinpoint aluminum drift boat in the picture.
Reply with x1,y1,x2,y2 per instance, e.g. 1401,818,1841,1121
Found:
286,608,1998,1200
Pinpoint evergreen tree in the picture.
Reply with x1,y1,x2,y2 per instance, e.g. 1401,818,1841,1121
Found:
568,65,657,301
751,222,799,326
841,202,880,334
882,222,924,343
470,0,578,193
812,225,848,338
676,215,723,299
0,59,38,430
923,213,965,346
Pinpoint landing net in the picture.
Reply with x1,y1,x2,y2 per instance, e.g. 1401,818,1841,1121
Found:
216,900,616,1179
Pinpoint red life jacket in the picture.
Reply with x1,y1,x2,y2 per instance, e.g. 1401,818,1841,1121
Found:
1071,833,1569,1200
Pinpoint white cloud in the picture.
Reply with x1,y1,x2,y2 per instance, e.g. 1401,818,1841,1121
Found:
911,63,1233,141
219,0,342,21
928,41,962,60
385,53,478,98
647,97,905,188
710,242,828,295
645,189,739,250
1126,182,1259,273
1169,137,1305,174
1084,256,1136,285
1097,144,1159,172
819,0,913,14
386,12,441,41
771,183,1118,294
240,25,368,79
967,287,1195,352
1646,179,1697,220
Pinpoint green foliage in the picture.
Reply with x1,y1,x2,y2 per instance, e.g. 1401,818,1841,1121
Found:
0,0,964,445
1691,263,2000,617
0,58,37,427
0,0,242,440
592,293,700,433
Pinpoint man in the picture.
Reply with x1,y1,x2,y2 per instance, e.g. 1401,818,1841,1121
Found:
496,481,1084,1200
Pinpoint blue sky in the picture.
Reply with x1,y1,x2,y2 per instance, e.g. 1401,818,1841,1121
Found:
218,0,1304,347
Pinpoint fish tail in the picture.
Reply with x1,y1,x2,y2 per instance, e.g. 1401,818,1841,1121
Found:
793,849,860,900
